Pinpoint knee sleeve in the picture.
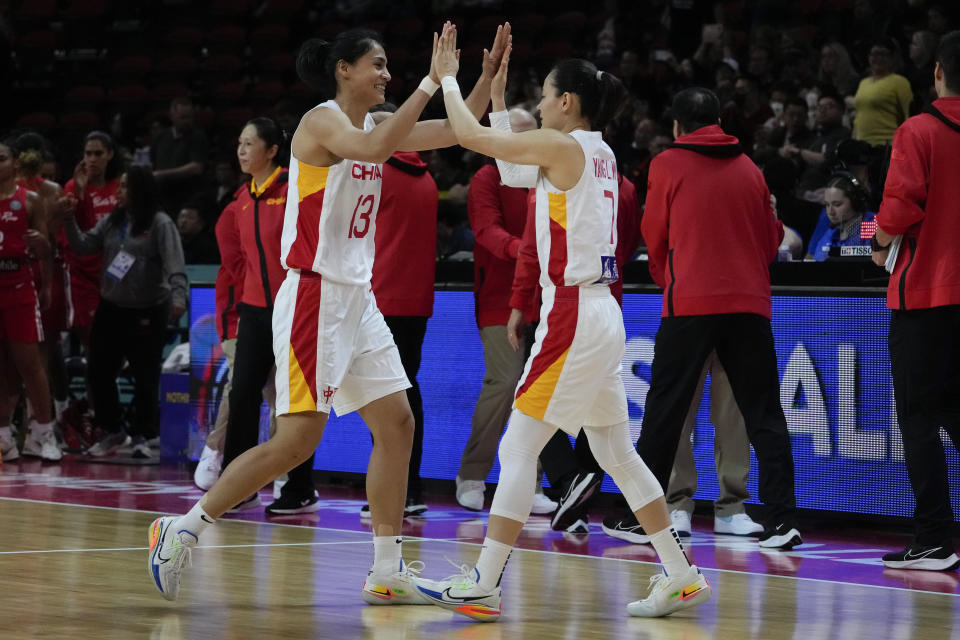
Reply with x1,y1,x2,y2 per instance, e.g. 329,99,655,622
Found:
584,422,664,511
489,410,557,522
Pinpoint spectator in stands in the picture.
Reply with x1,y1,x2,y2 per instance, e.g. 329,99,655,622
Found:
806,174,875,261
212,158,241,214
818,42,862,97
759,98,813,167
60,166,187,459
908,30,940,112
369,104,440,517
720,74,774,156
764,158,822,254
151,96,209,216
795,91,852,202
177,199,220,264
436,198,473,260
853,37,913,146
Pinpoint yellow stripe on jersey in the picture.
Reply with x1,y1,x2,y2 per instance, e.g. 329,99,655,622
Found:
287,345,316,413
297,164,330,203
514,346,571,420
548,192,567,230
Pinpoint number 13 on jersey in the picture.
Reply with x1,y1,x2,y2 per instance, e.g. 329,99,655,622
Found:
348,194,376,239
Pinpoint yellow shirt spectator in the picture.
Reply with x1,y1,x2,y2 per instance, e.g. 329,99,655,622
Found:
853,73,913,146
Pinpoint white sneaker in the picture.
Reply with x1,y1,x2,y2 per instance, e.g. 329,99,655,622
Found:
531,492,558,515
148,516,196,601
0,428,19,461
130,436,153,459
626,565,711,617
414,564,502,621
670,509,692,537
362,560,432,605
714,512,764,536
193,445,222,491
22,425,63,462
86,432,130,458
456,476,485,512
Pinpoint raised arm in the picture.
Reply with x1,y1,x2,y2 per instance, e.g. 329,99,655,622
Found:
487,46,539,188
294,24,455,165
435,35,583,188
396,22,513,151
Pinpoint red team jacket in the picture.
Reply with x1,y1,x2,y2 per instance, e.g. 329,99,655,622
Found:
371,151,438,318
641,125,782,319
876,97,960,310
214,185,246,342
236,169,289,309
469,163,531,327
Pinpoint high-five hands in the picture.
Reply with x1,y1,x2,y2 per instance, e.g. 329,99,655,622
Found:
428,21,456,83
434,23,460,79
482,22,512,79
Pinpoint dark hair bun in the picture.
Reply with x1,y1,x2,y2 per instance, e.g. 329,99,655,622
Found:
297,38,332,92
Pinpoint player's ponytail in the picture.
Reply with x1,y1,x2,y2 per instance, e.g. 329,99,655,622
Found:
550,59,627,131
296,28,383,96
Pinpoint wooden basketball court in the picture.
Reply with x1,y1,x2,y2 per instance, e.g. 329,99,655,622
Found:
1,461,959,639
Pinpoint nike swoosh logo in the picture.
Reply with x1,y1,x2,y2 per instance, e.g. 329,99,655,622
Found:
905,547,941,560
200,515,215,524
153,522,172,563
442,587,491,603
680,584,703,600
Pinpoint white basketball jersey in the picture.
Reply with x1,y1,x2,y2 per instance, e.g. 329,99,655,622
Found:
281,100,383,285
533,129,619,289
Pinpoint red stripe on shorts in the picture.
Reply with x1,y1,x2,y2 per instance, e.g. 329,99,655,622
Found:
515,287,579,402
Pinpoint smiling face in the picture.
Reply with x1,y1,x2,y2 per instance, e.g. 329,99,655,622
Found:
824,187,857,225
339,43,390,107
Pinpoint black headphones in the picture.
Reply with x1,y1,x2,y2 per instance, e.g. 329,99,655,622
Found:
826,173,869,213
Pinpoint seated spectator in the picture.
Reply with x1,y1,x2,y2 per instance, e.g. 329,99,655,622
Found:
807,175,875,261
758,98,813,166
795,90,852,201
212,158,241,214
177,199,220,264
853,37,913,146
437,199,474,261
907,30,939,112
720,74,774,156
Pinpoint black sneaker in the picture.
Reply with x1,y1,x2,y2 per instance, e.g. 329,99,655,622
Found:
265,492,320,515
404,496,428,517
882,544,960,571
551,472,602,531
360,503,371,516
757,523,802,549
602,512,650,543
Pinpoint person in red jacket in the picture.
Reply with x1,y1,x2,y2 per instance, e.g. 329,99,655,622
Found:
872,31,960,571
632,87,801,550
216,117,319,515
369,102,439,516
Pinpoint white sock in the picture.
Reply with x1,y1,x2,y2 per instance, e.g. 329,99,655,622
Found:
475,537,513,590
175,502,215,540
0,426,12,438
372,536,403,575
29,420,55,436
649,526,691,577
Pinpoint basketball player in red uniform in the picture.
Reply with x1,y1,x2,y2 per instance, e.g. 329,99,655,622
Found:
0,139,60,461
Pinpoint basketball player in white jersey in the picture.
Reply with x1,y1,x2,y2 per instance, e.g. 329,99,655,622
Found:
148,22,512,604
413,31,712,621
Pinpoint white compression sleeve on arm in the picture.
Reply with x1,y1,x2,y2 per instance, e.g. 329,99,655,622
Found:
488,110,540,188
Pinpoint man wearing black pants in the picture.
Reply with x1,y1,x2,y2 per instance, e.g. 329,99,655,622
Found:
603,87,801,550
221,303,316,513
872,31,960,571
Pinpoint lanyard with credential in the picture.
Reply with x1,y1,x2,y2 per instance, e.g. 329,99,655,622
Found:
106,219,136,281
